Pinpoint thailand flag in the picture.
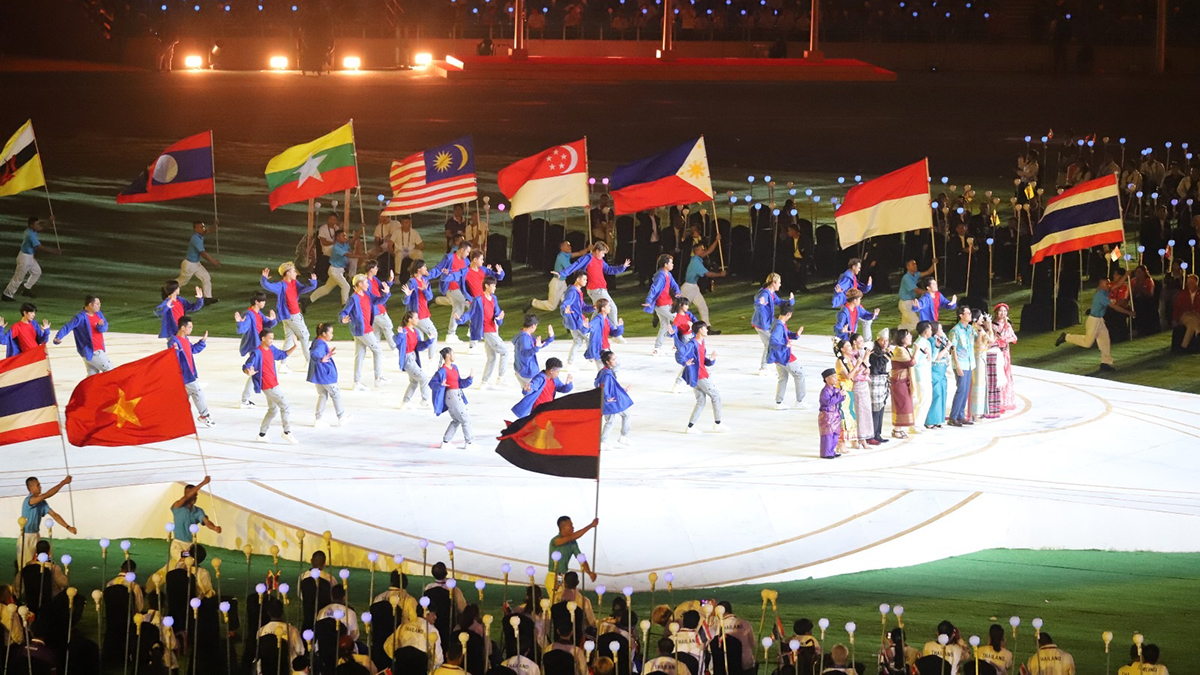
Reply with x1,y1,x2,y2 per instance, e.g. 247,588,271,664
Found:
609,137,713,215
117,131,215,203
1030,173,1123,264
0,345,60,446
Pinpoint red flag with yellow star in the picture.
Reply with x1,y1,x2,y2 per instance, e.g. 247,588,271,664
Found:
65,350,196,447
495,388,602,479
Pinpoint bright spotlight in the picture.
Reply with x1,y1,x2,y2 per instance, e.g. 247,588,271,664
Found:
184,55,203,69
269,55,289,70
414,53,433,68
343,56,361,70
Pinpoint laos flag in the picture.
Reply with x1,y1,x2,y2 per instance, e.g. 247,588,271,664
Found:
609,137,713,215
117,131,215,204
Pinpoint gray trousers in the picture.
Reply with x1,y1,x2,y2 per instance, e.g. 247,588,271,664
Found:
776,359,806,404
689,378,722,425
185,381,209,417
354,333,384,383
515,372,532,389
241,377,255,403
416,317,439,361
587,288,618,326
446,290,468,337
755,328,771,370
261,387,291,434
372,312,396,350
601,411,631,442
85,350,114,376
282,316,311,362
315,383,345,419
402,352,430,402
568,329,587,363
653,305,674,350
482,332,510,382
443,389,472,443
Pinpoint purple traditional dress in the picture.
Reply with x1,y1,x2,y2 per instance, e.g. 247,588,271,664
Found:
818,384,845,458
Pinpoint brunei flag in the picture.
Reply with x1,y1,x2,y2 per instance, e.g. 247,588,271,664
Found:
495,388,602,479
117,131,214,204
265,122,359,211
0,120,46,198
609,137,713,215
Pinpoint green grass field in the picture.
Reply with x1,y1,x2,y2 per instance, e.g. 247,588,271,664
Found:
2,537,1195,673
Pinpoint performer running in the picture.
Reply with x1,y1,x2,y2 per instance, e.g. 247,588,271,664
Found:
915,277,956,324
455,276,508,387
308,322,350,427
512,357,574,418
429,347,475,451
818,368,843,459
177,221,220,303
309,229,356,306
531,241,584,312
834,289,878,342
233,291,277,408
595,350,633,449
679,321,723,433
558,241,630,336
339,273,390,391
169,316,213,427
156,280,204,338
53,295,111,375
643,254,680,356
584,298,623,369
430,240,471,343
560,272,593,367
832,258,872,338
1,302,50,357
767,302,806,410
366,261,397,350
260,263,318,365
752,273,793,375
3,217,60,302
399,259,439,361
243,329,298,444
513,314,555,389
681,242,726,328
394,311,435,409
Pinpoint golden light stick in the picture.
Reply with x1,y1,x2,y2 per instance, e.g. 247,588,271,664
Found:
894,605,904,629
458,631,470,674
420,539,429,577
447,540,457,581
846,621,857,670
500,563,511,607
16,517,27,568
937,633,949,675
969,634,981,675
189,598,202,675
879,603,890,646
623,586,634,675
270,545,280,570
1103,631,1113,675
242,544,253,605
321,531,332,564
482,615,493,666
368,552,379,602
211,558,223,601
1032,616,1043,670
1009,616,1021,669
758,589,771,634
669,621,681,670
256,583,268,634
1133,633,1144,662
648,572,658,611
120,539,132,560
475,579,486,602
91,591,103,666
61,553,72,585
133,613,147,675
296,529,306,572
568,601,579,643
664,572,674,607
64,588,77,675
219,601,232,675
275,624,288,675
716,604,730,675
526,566,537,609
818,617,829,657
361,610,372,643
640,619,651,664
550,550,562,602
279,583,291,624
762,637,774,667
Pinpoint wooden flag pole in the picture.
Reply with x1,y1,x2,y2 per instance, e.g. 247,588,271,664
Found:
709,200,725,271
209,132,220,257
43,353,76,526
30,129,62,250
192,433,219,528
307,199,316,271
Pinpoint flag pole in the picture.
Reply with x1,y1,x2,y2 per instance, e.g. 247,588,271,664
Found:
307,199,315,272
209,131,220,257
710,200,725,271
43,351,76,525
192,433,219,528
29,125,62,250
926,159,938,284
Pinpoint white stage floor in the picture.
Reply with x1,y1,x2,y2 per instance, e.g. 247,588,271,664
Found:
2,331,1198,589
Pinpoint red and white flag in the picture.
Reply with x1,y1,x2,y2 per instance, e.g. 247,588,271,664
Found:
498,139,589,217
834,158,932,249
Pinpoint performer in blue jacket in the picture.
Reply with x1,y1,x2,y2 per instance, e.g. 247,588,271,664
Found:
1,303,49,358
260,263,318,365
399,259,439,361
169,316,213,427
308,322,349,427
234,291,278,407
512,357,573,418
243,329,299,444
643,254,679,355
428,347,475,451
679,321,723,434
584,299,624,367
394,311,435,409
560,272,593,367
156,280,204,338
595,350,633,448
512,314,555,389
834,289,879,342
455,277,508,386
831,258,874,340
752,273,793,374
767,303,807,410
338,273,390,390
53,295,112,376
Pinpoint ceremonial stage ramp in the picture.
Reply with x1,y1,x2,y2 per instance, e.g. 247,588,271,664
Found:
2,333,1197,590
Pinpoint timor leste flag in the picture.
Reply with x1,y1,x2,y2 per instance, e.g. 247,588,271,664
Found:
495,388,602,479
65,350,196,447
265,122,359,211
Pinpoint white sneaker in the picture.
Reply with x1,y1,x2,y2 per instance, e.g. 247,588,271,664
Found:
617,435,632,446
711,422,726,433
445,334,462,344
314,417,330,428
775,402,788,411
277,363,292,374
281,431,298,444
796,401,813,411
375,377,389,387
418,400,431,409
439,441,456,451
198,414,216,427
398,400,409,410
463,442,479,451
685,425,700,434
336,414,352,427
257,433,271,443
758,368,769,377
195,380,210,390
239,399,256,409
352,382,368,392
613,336,627,344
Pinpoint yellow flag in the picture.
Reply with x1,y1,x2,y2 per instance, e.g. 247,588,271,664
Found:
0,120,46,198
1023,183,1034,201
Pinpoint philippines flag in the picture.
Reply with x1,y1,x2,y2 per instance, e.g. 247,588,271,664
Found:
497,139,590,216
117,131,215,204
0,345,60,446
381,136,478,216
834,158,931,249
1030,173,1123,264
609,137,713,215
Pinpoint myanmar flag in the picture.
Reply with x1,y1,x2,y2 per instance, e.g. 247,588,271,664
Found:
0,120,46,198
265,122,359,211
65,350,196,447
496,388,602,479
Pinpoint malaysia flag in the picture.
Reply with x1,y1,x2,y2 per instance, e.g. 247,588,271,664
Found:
381,136,479,216
498,139,589,217
117,131,215,204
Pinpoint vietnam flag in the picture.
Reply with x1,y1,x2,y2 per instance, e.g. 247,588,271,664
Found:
265,122,359,211
65,350,196,447
497,139,590,216
495,388,601,479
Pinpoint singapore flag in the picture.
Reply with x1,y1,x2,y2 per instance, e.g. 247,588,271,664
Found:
498,139,590,217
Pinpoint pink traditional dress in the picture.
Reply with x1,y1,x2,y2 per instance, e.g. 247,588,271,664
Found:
993,306,1018,412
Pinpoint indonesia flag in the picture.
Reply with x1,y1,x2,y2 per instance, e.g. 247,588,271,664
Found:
498,139,589,216
834,158,932,249
609,137,713,215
